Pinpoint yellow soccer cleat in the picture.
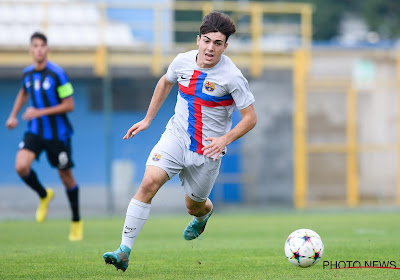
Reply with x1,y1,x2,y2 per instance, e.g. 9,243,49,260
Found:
69,220,83,241
35,188,54,223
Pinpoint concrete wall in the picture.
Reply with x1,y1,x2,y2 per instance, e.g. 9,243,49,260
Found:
307,48,398,202
243,70,294,206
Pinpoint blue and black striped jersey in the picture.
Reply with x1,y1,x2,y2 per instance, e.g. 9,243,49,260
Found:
22,61,74,141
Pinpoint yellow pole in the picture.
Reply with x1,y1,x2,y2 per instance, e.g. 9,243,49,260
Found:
397,52,400,205
94,3,107,77
95,44,108,77
346,86,359,207
300,5,313,48
151,6,163,77
293,49,308,209
250,4,263,78
41,2,48,33
202,2,214,18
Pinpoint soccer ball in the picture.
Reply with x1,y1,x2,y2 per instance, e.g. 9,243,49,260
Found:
284,228,324,268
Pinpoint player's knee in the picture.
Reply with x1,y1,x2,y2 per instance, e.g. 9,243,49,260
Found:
58,169,75,188
59,173,69,186
15,162,30,177
136,177,159,197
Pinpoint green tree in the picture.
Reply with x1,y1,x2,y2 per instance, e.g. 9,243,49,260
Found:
259,0,400,40
176,0,400,41
360,0,400,39
251,0,355,40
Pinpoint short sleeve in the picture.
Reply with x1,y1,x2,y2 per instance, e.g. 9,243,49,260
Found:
230,74,255,110
21,76,27,91
21,67,32,92
166,54,181,83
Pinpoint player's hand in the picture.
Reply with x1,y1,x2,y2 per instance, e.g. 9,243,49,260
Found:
22,107,42,121
202,136,228,160
6,117,18,130
123,119,151,139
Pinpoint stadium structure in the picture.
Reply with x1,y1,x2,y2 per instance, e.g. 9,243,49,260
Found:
1,0,399,218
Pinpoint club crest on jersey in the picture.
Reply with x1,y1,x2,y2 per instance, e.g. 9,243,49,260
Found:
43,77,51,90
204,81,215,92
152,153,162,161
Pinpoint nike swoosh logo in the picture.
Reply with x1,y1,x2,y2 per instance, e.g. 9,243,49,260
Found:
123,227,136,234
180,75,189,80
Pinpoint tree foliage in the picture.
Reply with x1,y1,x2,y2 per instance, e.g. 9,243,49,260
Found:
360,0,400,39
252,0,400,40
176,0,400,41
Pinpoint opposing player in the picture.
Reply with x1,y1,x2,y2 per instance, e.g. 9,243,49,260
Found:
103,11,257,271
5,32,83,241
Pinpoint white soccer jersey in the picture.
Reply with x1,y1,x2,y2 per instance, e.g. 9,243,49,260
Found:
165,50,255,155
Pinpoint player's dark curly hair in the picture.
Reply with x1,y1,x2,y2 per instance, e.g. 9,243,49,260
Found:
199,11,236,42
30,32,47,44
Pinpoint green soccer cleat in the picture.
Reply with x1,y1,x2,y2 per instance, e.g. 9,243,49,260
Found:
103,245,131,272
183,211,213,240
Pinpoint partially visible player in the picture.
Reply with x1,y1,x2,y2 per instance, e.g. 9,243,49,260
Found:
103,11,257,271
5,32,83,241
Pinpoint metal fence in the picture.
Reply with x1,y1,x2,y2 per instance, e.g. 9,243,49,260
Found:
0,0,312,77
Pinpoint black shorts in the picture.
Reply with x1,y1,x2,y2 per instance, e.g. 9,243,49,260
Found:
19,132,74,170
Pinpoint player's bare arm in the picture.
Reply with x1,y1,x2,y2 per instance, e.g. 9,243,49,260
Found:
22,96,74,121
6,88,28,130
123,75,174,139
202,104,257,159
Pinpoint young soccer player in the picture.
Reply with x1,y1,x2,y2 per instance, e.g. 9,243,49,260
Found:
5,32,83,241
103,11,257,271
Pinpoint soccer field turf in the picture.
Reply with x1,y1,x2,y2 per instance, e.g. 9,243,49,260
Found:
1,210,399,279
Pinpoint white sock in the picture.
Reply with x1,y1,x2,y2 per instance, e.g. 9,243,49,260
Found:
194,208,213,222
121,198,151,250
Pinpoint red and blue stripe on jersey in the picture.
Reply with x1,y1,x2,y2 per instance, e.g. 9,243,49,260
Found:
178,70,234,154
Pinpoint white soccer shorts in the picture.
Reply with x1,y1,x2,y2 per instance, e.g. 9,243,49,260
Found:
146,129,221,202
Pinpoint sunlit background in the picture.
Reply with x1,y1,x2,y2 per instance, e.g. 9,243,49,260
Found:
1,0,399,218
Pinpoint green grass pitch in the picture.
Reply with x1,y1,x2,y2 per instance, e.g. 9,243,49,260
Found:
1,210,399,279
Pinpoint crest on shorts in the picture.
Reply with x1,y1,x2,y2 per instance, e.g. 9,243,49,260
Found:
18,141,25,149
58,151,69,168
204,81,215,92
152,153,162,161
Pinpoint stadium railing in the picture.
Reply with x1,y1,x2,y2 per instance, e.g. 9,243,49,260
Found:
294,48,400,208
0,0,312,78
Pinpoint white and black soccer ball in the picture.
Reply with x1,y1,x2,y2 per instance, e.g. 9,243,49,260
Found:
284,228,324,268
